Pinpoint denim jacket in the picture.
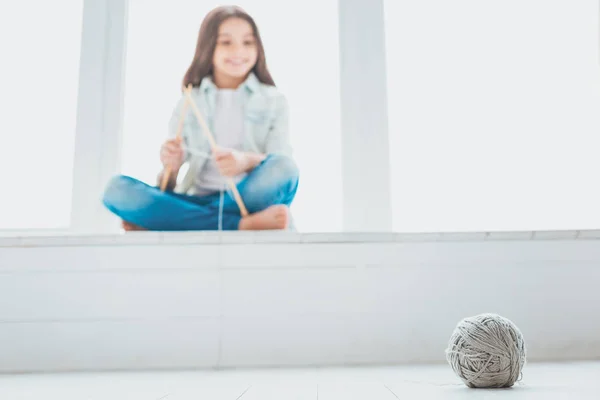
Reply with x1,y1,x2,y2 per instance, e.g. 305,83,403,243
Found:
168,72,292,195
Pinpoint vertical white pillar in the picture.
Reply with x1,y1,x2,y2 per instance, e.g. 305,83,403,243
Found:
70,0,129,234
338,0,392,232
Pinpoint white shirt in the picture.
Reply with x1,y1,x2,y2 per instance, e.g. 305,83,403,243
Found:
193,88,247,196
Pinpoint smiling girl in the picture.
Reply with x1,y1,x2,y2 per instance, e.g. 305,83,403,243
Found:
103,5,299,231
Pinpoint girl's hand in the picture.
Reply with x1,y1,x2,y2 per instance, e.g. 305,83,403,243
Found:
214,148,250,177
160,137,185,170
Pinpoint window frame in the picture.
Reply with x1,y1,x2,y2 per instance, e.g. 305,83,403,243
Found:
14,0,598,234
339,0,392,232
56,0,393,235
69,0,129,234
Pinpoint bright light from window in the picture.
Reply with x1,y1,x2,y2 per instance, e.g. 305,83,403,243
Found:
121,1,342,232
385,0,600,232
0,1,83,230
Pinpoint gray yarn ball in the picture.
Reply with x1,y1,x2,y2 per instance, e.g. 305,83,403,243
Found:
445,313,526,388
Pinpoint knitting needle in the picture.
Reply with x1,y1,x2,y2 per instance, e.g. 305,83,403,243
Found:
182,84,250,217
159,96,189,192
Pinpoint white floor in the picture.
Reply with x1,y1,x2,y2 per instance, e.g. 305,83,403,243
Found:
0,362,598,399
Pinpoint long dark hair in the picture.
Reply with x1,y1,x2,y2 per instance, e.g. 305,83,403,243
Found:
182,6,275,88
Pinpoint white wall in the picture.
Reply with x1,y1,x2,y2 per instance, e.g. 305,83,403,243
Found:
0,231,598,372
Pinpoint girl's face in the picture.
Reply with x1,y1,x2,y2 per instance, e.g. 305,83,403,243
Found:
212,17,258,83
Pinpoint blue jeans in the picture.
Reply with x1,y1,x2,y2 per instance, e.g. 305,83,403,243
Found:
102,154,299,231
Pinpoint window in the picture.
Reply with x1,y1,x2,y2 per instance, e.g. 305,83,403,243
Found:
385,0,600,232
0,1,83,230
121,1,342,232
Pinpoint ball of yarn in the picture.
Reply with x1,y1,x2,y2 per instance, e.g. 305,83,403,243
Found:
445,313,526,388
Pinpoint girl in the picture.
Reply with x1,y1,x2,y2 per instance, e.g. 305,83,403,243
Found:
103,5,299,231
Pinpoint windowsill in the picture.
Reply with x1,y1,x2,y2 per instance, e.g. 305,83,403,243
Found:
0,229,599,248
1,227,599,371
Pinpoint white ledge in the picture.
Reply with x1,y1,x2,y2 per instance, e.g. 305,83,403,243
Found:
0,229,598,248
0,228,599,372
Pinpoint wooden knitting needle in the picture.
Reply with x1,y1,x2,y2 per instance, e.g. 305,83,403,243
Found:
160,96,189,192
182,84,250,217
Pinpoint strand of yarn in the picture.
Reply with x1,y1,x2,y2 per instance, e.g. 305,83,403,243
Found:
445,313,526,388
180,145,239,226
181,145,211,159
218,183,225,231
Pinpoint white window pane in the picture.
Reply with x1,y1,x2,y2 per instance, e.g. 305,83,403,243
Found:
121,1,342,232
0,2,83,230
385,0,600,232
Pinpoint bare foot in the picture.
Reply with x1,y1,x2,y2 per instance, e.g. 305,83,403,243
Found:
239,205,289,231
121,220,146,231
